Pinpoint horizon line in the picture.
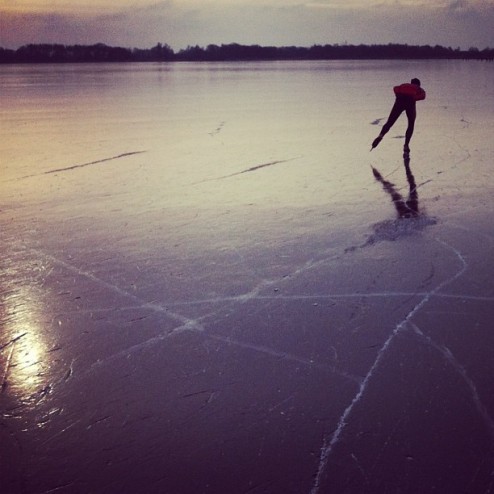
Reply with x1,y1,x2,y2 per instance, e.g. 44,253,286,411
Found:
1,41,493,52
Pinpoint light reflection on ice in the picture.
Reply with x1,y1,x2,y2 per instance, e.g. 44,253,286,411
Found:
1,285,49,401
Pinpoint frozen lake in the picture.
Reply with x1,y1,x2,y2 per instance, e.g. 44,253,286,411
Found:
1,59,494,493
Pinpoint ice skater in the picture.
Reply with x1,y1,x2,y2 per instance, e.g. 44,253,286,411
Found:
371,78,426,154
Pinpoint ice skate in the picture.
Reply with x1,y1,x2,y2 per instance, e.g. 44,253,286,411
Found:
371,135,383,150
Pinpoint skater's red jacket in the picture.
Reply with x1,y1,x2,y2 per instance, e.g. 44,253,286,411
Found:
393,83,426,101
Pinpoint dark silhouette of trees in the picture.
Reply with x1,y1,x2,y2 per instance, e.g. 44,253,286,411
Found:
132,43,174,61
175,43,493,61
0,47,15,63
0,42,493,64
11,43,132,63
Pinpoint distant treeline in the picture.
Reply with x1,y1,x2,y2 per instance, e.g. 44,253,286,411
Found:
1,42,493,63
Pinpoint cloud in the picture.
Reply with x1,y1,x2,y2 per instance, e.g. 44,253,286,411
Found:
447,0,494,13
0,0,158,14
1,0,493,50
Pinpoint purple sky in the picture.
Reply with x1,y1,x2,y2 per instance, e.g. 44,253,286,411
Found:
1,0,493,50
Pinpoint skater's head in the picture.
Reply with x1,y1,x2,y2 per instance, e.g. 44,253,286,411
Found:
411,78,421,86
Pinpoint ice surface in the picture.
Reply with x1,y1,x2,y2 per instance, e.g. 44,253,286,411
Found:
1,60,494,493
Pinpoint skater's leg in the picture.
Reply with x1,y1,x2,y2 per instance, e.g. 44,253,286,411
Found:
372,99,403,149
381,100,403,137
404,105,416,152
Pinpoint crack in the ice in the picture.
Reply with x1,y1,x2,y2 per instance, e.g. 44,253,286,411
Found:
310,238,468,494
268,394,296,413
144,291,494,307
206,334,361,384
45,151,146,175
35,251,203,332
87,315,213,374
209,121,225,136
370,118,385,126
40,420,79,446
234,158,296,176
351,452,370,483
36,251,342,378
39,482,77,493
191,156,301,184
45,290,494,319
367,416,406,476
410,322,494,439
20,151,146,179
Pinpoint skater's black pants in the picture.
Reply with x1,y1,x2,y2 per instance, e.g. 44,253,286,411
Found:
380,95,416,145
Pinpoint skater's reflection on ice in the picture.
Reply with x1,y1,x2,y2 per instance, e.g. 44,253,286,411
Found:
372,153,419,219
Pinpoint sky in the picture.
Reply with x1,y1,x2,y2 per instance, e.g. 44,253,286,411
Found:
1,0,493,50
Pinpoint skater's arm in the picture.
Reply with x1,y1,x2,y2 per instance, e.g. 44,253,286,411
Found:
415,87,426,101
393,83,426,101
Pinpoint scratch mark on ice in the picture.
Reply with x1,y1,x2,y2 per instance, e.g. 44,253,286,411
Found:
0,332,27,352
1,344,16,393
